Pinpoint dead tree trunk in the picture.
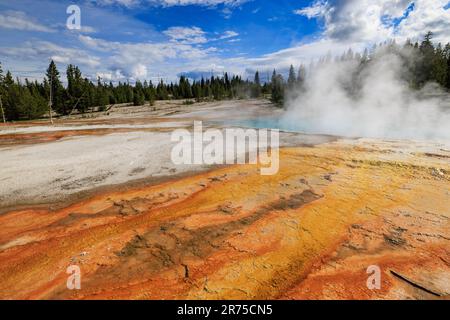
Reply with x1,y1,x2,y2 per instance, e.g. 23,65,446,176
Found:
0,95,5,123
49,77,54,125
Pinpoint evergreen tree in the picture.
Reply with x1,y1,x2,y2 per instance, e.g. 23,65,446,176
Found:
157,80,168,100
224,72,231,97
271,70,284,105
2,71,18,120
179,76,192,98
251,71,261,98
16,82,47,119
432,43,448,87
133,81,146,106
288,65,296,88
125,82,134,102
66,64,86,113
95,77,110,108
46,60,65,115
418,31,435,85
192,81,202,102
133,90,145,106
0,62,5,122
445,43,450,89
0,61,3,84
143,80,156,105
297,65,306,86
1,32,448,120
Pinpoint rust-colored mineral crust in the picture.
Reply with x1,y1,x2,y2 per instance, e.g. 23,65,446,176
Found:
0,140,448,300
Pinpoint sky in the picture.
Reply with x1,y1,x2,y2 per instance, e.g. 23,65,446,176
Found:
0,0,449,83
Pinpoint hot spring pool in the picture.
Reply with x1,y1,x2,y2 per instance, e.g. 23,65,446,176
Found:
224,118,310,133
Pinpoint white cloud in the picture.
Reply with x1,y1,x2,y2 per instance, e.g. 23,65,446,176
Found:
79,34,215,60
0,11,55,33
92,0,141,7
219,30,239,39
293,0,329,19
396,0,450,43
294,0,450,44
163,26,207,44
131,63,148,78
152,0,250,6
163,27,238,44
0,40,101,69
233,39,366,73
80,26,98,34
93,0,252,8
93,0,251,18
4,0,450,84
78,35,218,80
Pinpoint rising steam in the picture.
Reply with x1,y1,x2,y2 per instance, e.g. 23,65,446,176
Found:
282,47,450,141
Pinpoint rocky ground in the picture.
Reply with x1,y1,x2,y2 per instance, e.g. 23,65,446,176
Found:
0,99,448,300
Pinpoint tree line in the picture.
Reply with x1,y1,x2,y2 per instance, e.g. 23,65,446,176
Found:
0,61,271,121
273,32,450,105
0,32,449,122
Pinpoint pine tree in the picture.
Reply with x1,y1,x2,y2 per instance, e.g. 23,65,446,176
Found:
133,90,145,106
3,33,449,121
133,81,146,106
432,43,448,87
5,83,19,120
192,81,202,102
1,71,17,120
345,48,354,61
251,71,261,98
0,61,3,84
224,72,231,96
67,65,86,113
288,65,296,88
46,60,65,115
95,77,110,109
0,62,5,122
179,76,192,99
157,80,168,100
445,43,450,89
16,82,47,120
271,70,284,105
297,65,307,89
418,31,435,85
125,82,134,102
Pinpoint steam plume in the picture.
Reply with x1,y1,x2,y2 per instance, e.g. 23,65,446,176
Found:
282,47,450,141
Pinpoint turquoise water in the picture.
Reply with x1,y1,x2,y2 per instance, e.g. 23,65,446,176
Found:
226,117,309,133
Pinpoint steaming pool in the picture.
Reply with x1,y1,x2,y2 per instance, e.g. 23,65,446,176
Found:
222,117,312,134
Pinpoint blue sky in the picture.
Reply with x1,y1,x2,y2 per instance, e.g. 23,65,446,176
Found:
0,0,449,83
